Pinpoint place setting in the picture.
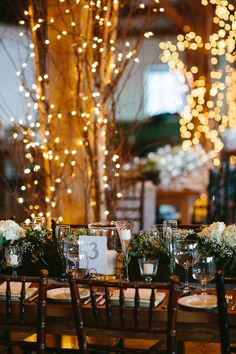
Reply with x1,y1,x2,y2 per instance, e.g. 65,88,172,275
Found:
177,254,217,311
0,281,38,302
47,287,90,303
149,222,218,311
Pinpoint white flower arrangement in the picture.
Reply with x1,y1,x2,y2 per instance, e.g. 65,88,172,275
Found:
0,220,25,245
197,222,236,260
0,220,54,270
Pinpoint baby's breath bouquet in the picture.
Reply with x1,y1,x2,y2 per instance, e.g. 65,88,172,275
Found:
19,226,54,264
130,231,162,259
0,220,54,270
196,222,236,270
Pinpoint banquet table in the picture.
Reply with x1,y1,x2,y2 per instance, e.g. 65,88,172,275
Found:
1,281,235,345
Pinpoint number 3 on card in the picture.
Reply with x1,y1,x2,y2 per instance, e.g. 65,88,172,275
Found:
79,236,107,274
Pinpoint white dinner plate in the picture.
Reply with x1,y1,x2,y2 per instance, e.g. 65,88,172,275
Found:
178,294,217,309
47,287,90,302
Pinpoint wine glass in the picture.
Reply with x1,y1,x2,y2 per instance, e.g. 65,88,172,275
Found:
56,225,70,281
5,244,22,276
64,238,79,269
115,220,135,281
138,258,159,282
163,220,178,275
174,239,198,294
77,251,89,279
192,256,216,295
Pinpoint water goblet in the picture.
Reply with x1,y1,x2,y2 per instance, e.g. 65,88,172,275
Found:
174,239,198,294
5,245,22,276
76,251,89,279
192,256,216,295
64,238,79,269
163,220,178,275
138,258,159,282
56,225,70,281
115,220,136,281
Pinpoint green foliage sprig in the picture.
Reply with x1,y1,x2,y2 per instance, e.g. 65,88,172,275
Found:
0,226,54,269
130,231,162,258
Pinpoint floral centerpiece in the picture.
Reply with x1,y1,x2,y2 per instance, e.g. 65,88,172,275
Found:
129,228,197,259
130,231,162,259
0,220,26,246
0,219,54,270
196,222,236,270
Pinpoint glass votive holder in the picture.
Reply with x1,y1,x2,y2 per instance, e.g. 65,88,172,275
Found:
138,258,159,283
5,245,23,276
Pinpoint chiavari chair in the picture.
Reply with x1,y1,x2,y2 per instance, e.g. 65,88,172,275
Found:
215,271,236,354
68,272,179,353
0,269,48,354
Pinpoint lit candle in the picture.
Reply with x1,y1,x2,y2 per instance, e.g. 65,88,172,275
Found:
105,250,118,275
8,254,19,266
143,263,154,274
119,229,131,240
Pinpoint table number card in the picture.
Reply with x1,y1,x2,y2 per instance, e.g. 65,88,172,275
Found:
79,236,107,274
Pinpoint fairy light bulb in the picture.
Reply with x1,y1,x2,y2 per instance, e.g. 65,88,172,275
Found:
159,0,236,158
18,0,231,220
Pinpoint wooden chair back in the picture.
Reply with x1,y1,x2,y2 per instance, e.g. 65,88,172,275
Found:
68,272,179,353
215,271,236,354
0,269,48,354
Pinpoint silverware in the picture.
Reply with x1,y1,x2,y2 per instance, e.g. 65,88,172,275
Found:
95,294,104,303
83,297,91,305
83,293,104,305
27,293,39,302
97,297,106,306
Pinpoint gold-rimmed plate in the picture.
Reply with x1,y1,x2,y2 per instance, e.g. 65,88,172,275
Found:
178,294,217,309
47,287,90,302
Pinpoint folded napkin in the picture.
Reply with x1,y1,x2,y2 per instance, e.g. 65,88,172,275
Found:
110,288,165,308
0,282,38,301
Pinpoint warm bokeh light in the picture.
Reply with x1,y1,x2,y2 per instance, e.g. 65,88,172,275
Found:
160,0,236,158
14,0,165,221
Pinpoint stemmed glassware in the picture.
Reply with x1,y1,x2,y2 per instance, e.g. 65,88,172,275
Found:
163,220,178,275
115,220,135,281
174,239,198,294
192,256,216,295
56,225,70,281
77,251,89,279
64,238,79,271
5,244,22,276
64,238,89,279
